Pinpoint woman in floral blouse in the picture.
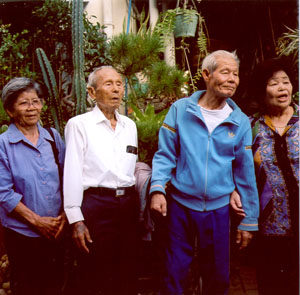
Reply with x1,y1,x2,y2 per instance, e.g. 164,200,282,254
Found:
231,57,299,295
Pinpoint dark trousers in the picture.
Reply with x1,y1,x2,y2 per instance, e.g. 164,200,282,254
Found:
256,235,299,295
161,198,230,295
77,187,139,295
3,227,64,295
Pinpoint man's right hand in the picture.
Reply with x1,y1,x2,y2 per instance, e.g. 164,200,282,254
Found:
150,193,167,216
72,221,93,254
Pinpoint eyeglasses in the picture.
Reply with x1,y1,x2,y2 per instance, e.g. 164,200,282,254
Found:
16,99,42,109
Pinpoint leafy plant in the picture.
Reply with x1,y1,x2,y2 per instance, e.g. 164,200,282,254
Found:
36,48,64,135
153,1,208,93
71,0,87,115
130,104,168,166
109,17,187,110
0,24,37,89
276,26,298,65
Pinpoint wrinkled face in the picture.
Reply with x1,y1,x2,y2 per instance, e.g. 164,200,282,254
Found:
88,68,124,112
205,56,239,99
7,89,42,127
265,70,293,111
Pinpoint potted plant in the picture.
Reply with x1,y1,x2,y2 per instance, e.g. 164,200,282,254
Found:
154,0,209,93
173,1,199,38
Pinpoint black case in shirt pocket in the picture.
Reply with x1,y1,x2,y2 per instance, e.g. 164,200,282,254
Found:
126,145,138,155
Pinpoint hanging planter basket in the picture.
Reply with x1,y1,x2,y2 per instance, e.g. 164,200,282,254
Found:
174,10,198,38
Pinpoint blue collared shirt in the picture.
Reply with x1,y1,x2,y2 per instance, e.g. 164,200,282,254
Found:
0,123,65,237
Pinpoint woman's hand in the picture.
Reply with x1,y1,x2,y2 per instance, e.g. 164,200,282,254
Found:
34,215,62,239
13,202,66,239
230,190,246,217
55,211,68,240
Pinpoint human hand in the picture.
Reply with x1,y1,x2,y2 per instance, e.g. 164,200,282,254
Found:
236,230,253,250
55,212,68,240
72,221,93,254
34,215,62,239
150,193,167,216
230,190,246,217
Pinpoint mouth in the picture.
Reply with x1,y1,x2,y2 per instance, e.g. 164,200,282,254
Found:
277,94,290,101
111,97,121,102
223,86,235,91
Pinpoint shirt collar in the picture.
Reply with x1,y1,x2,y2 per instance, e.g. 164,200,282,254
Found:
7,123,53,144
257,102,299,124
91,105,126,127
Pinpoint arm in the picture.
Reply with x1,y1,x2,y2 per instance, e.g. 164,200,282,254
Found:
233,121,259,249
13,202,62,239
63,119,92,253
0,141,65,239
149,105,179,215
233,122,259,231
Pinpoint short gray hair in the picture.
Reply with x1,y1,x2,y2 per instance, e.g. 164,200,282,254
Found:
201,50,240,73
87,65,116,89
1,77,43,111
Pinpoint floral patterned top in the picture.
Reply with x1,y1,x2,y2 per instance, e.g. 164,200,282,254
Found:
250,104,299,236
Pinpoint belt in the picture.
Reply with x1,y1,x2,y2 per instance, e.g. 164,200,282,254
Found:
86,186,135,198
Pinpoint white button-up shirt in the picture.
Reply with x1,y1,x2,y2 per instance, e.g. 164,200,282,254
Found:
63,106,137,224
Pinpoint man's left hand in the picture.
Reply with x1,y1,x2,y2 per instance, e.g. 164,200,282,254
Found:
236,229,253,250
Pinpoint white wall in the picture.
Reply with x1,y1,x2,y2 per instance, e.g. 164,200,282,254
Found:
84,0,137,37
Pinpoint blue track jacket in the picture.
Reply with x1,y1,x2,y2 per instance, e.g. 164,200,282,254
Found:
150,91,259,231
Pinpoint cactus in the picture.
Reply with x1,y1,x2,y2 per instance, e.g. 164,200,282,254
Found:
72,0,86,115
36,47,64,135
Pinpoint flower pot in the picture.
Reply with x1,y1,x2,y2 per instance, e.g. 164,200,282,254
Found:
174,11,198,38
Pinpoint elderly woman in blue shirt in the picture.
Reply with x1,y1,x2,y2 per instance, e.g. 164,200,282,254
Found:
0,77,66,295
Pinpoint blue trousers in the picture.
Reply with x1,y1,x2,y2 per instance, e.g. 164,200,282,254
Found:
161,197,230,295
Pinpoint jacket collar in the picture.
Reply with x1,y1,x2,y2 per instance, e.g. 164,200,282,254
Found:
187,90,242,126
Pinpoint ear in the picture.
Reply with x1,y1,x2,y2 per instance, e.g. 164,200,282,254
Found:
87,87,96,100
6,109,13,119
202,69,210,82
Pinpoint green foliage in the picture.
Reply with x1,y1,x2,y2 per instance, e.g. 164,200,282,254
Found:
130,104,168,166
0,24,37,88
109,32,163,79
276,26,299,65
292,92,299,104
147,61,188,98
109,22,187,108
72,0,86,115
83,15,109,71
0,0,109,127
36,48,64,135
0,101,9,126
153,6,208,94
0,124,8,134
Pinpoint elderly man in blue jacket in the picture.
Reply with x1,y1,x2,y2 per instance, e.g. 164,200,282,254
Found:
150,50,259,295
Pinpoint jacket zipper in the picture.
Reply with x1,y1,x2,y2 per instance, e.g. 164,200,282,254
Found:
203,133,211,211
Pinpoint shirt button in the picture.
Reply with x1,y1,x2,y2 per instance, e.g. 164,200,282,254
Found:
37,154,41,157
42,181,47,184
45,196,49,200
40,168,44,171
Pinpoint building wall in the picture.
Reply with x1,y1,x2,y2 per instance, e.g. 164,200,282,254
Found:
84,0,137,37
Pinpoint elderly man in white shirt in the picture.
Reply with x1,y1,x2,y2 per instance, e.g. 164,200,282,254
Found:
64,66,138,295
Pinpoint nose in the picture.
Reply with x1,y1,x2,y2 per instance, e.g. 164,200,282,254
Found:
228,73,238,83
278,83,287,91
112,83,120,92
